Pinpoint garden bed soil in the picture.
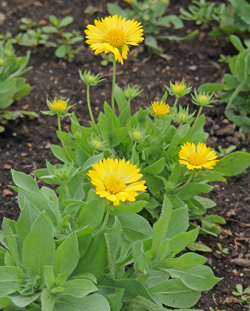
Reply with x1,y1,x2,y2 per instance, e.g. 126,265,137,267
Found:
0,0,249,310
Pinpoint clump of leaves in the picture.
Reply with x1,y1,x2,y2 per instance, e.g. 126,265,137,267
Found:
0,15,83,60
199,35,250,141
0,41,37,132
232,284,250,309
180,0,250,39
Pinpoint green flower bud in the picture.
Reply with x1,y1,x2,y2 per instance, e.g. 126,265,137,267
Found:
123,84,143,100
166,79,192,98
79,69,105,87
192,89,217,107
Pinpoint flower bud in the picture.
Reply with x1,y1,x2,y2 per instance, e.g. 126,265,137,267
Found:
79,69,105,87
166,79,192,98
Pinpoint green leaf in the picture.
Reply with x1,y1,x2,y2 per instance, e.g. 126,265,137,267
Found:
122,296,165,311
7,227,21,267
110,200,147,215
152,196,173,259
158,30,198,41
41,288,57,311
230,35,245,52
59,16,74,27
54,232,79,279
215,152,250,176
0,266,23,296
117,213,152,242
77,199,105,229
55,45,66,58
22,213,55,279
54,294,110,311
98,275,157,305
110,127,128,148
187,242,213,252
107,3,128,19
73,230,107,278
168,228,200,257
142,158,165,174
62,279,97,298
50,144,69,163
165,265,222,291
149,278,201,308
156,252,207,270
157,15,183,29
198,82,228,92
165,206,189,238
178,183,213,200
0,292,40,308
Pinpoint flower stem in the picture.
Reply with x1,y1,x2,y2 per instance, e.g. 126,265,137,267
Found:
173,170,195,193
111,58,116,112
86,85,96,126
172,96,179,111
102,204,111,230
57,115,72,162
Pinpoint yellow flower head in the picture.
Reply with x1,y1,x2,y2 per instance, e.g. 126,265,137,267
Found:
152,101,170,117
50,99,67,113
179,142,218,170
87,158,147,206
85,15,144,64
124,0,133,3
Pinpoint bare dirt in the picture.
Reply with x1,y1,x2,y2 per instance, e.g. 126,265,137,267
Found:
0,1,249,310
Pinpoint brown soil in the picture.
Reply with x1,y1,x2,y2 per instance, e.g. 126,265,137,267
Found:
0,1,249,310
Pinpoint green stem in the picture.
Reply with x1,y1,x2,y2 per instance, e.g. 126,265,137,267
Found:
111,58,116,112
172,96,179,111
102,204,111,230
57,115,72,162
86,85,96,126
173,170,195,193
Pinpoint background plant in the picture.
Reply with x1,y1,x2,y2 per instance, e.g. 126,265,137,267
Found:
0,15,83,60
180,0,250,39
107,0,197,54
232,284,250,309
0,41,37,132
199,35,250,141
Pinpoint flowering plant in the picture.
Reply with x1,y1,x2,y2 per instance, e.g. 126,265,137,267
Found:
37,19,250,234
1,13,250,311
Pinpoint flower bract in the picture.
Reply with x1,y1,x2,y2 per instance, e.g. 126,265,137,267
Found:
85,15,144,64
152,101,170,117
87,158,147,206
179,142,218,170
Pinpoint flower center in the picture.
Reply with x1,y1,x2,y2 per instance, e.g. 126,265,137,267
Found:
198,95,208,105
189,153,206,166
105,29,127,48
104,176,126,194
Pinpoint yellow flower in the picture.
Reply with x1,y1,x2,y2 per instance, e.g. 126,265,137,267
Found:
85,15,144,64
124,0,133,3
152,101,170,116
87,158,147,206
179,142,218,170
50,99,67,113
